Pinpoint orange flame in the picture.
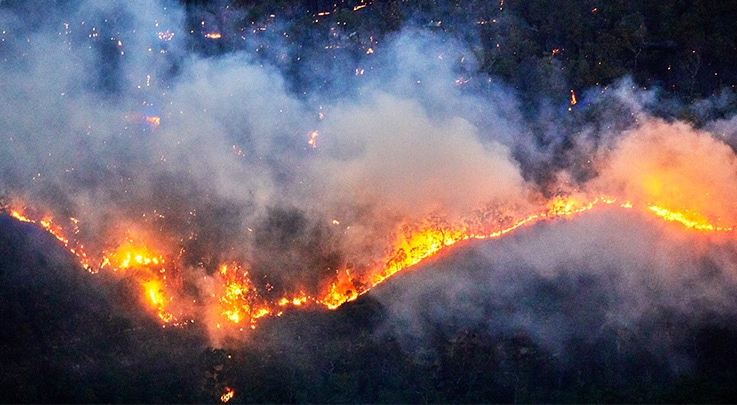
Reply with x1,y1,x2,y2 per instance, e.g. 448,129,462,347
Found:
10,209,92,270
220,387,234,403
7,181,735,329
647,205,732,231
217,264,272,329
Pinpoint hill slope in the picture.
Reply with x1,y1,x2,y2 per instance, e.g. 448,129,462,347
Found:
3,209,737,403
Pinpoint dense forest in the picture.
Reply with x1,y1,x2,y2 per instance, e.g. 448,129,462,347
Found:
183,0,737,115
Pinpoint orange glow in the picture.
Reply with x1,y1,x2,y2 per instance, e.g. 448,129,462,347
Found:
204,32,222,39
570,89,577,105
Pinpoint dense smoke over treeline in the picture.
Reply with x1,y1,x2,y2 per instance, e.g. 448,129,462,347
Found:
2,0,737,403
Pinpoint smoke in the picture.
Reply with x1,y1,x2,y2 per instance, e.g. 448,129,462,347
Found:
3,0,737,353
375,207,737,373
592,116,737,225
371,81,737,370
316,91,525,216
0,0,535,341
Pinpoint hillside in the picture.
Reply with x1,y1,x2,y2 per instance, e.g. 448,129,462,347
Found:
3,208,737,403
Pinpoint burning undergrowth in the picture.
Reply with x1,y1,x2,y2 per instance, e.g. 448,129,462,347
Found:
2,0,737,401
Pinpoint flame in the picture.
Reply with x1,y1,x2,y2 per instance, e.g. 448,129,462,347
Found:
316,196,612,309
145,115,160,129
647,205,732,231
10,210,32,223
217,264,271,328
10,209,92,270
143,279,174,322
104,242,177,322
321,281,359,310
279,294,309,307
307,130,319,148
220,387,234,403
6,181,736,329
123,113,161,130
106,242,164,270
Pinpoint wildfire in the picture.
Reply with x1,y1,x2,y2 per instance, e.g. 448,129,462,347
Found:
5,185,735,330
